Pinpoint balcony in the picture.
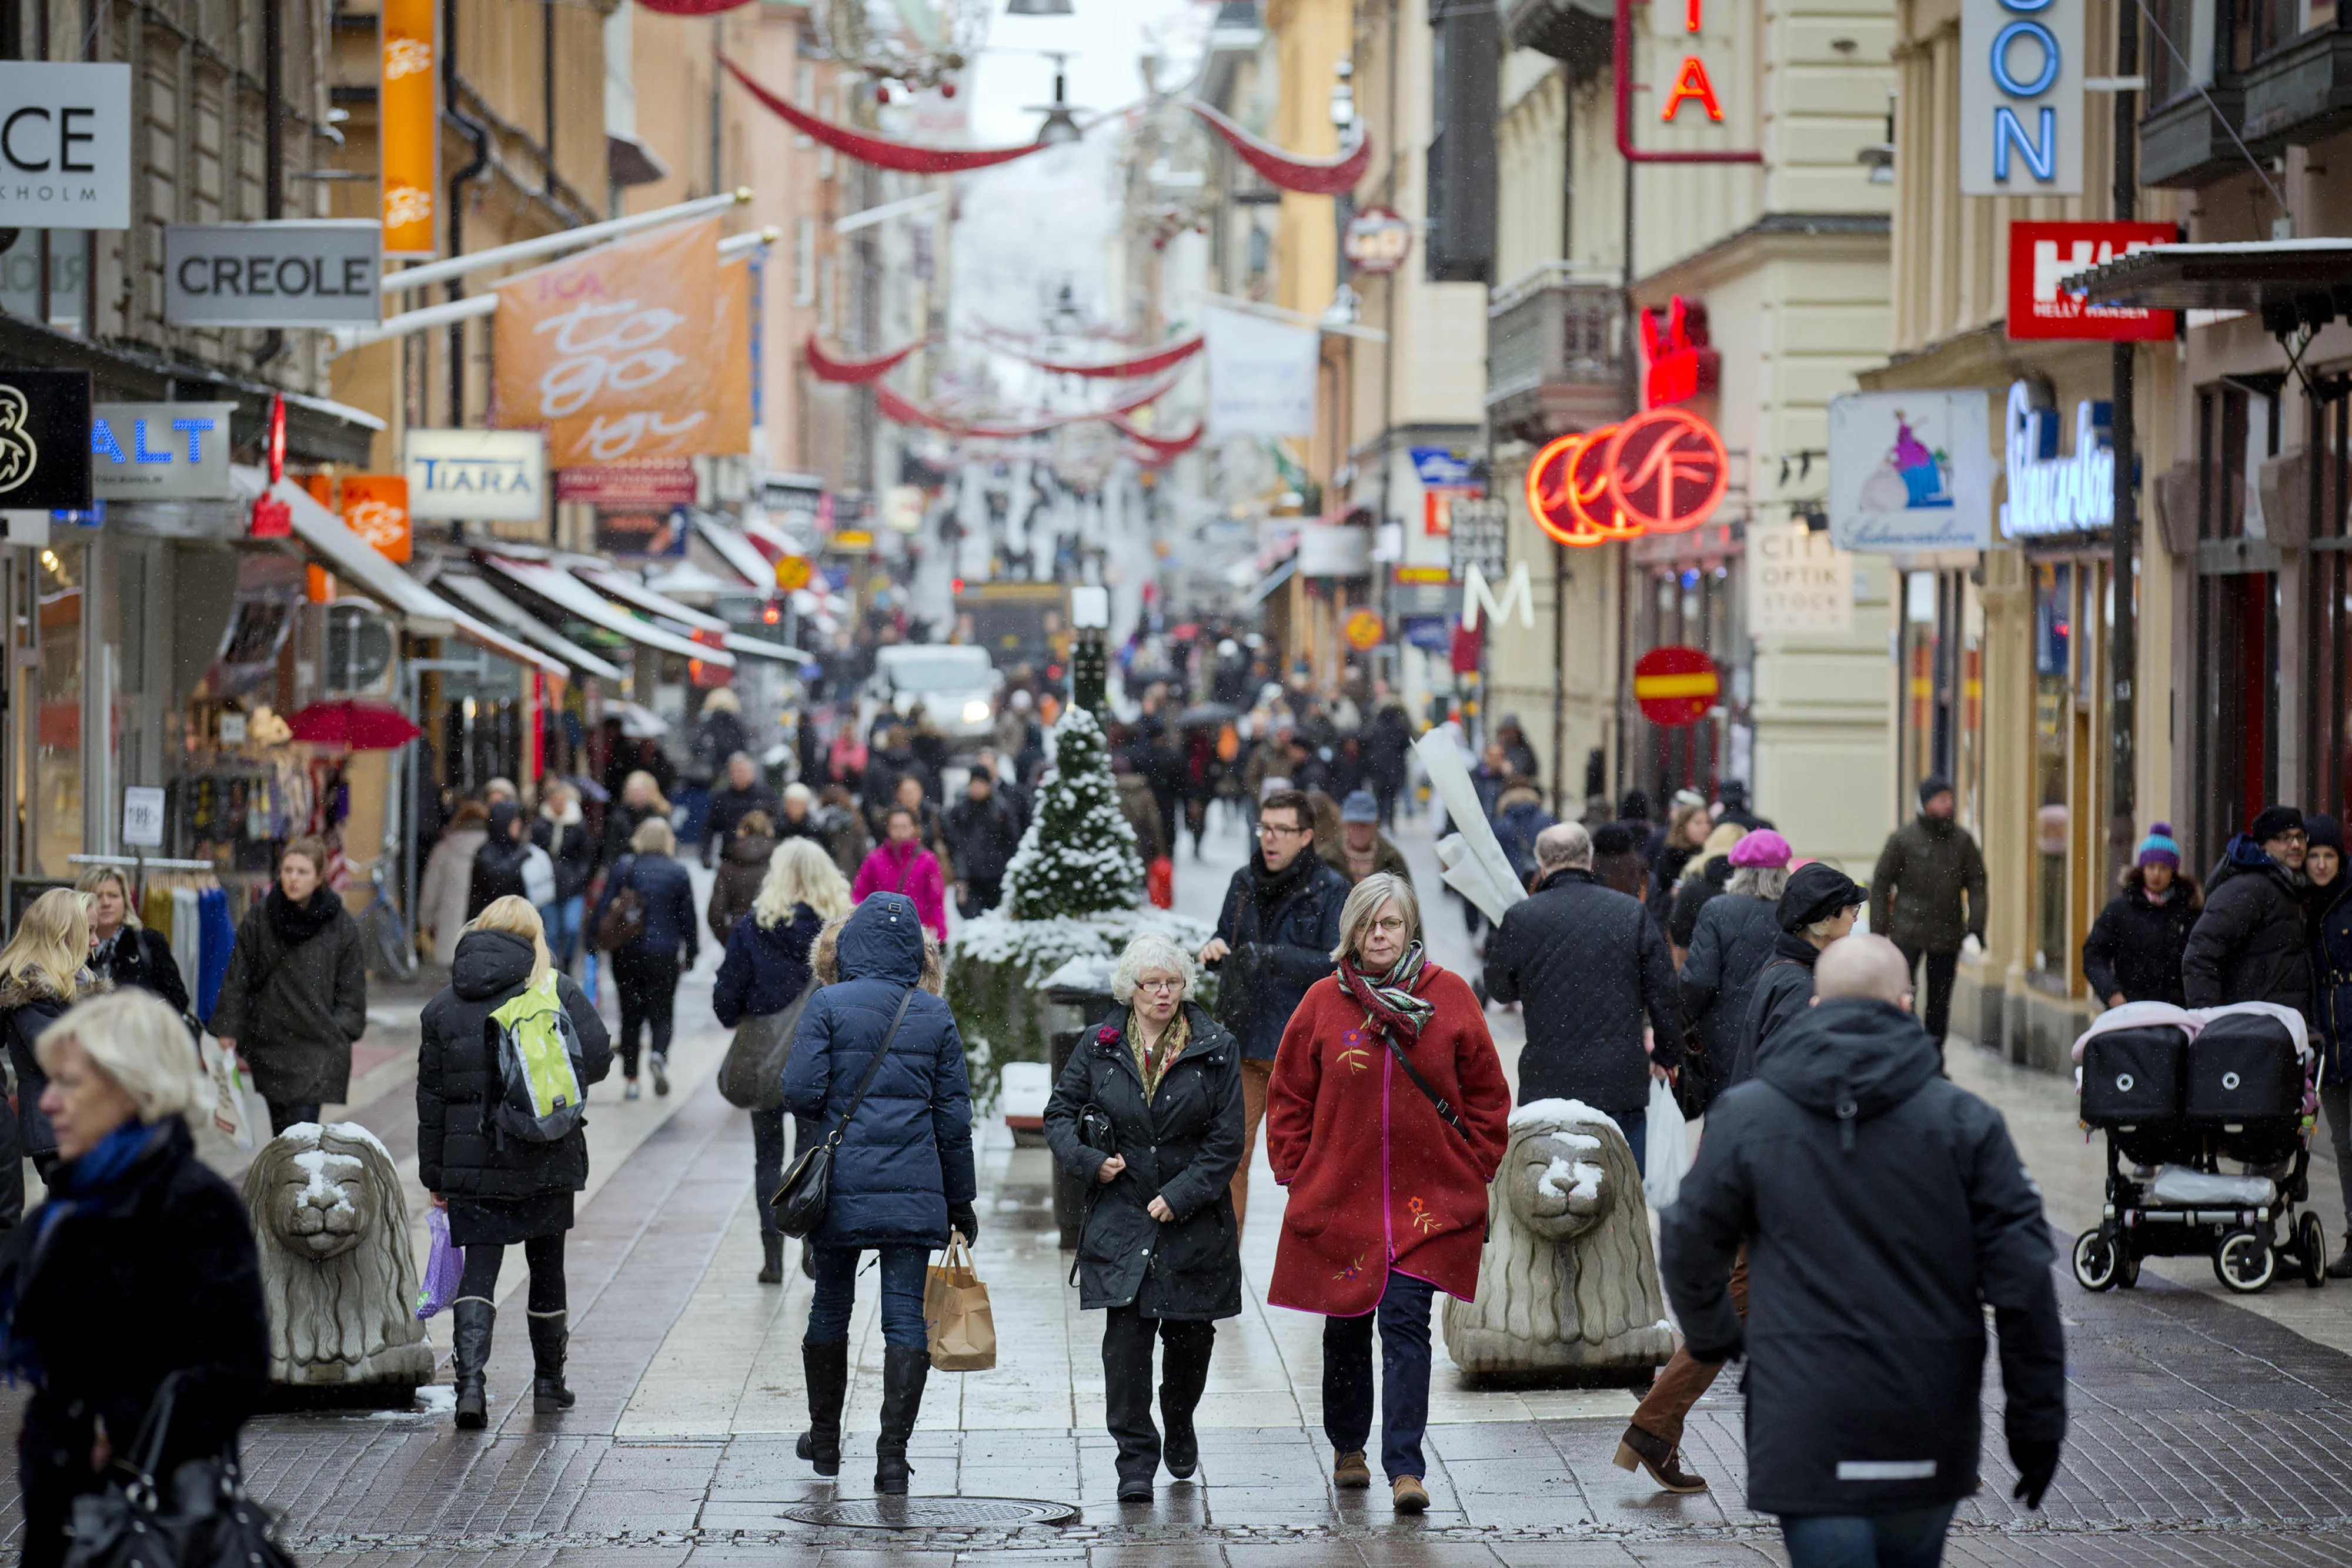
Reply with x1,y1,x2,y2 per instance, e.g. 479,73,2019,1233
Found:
2242,27,2352,156
1506,0,1612,83
2140,83,2248,186
1486,264,1631,445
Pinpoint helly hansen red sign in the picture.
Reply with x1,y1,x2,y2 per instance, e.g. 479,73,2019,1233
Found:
2006,221,2179,341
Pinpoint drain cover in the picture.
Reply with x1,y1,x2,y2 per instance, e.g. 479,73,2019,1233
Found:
778,1496,1078,1529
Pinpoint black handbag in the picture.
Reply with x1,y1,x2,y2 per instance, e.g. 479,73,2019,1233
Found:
769,987,916,1239
64,1373,293,1568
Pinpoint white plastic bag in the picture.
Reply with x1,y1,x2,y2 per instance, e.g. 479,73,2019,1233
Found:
199,1034,258,1154
1642,1078,1689,1212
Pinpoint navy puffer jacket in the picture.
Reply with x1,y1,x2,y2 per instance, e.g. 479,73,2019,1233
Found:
779,893,976,1248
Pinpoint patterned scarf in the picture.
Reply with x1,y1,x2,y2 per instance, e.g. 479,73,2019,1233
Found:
1338,940,1435,1044
1128,1007,1189,1101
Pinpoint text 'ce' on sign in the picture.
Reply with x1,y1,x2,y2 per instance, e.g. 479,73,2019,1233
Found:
0,63,131,230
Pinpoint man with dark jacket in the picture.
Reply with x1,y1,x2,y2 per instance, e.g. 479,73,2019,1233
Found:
467,801,533,919
1661,935,2065,1562
703,753,780,867
1712,778,1773,832
1200,788,1348,1232
1730,862,1866,1089
1321,789,1411,885
2183,803,2311,1011
1676,858,1786,1111
944,770,1023,918
1869,775,1986,1052
1484,822,1681,1171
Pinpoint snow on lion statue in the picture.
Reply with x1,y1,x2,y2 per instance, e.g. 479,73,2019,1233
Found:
240,1121,434,1393
1441,1099,1675,1384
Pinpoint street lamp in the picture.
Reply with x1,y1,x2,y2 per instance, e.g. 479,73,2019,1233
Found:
1029,49,1084,144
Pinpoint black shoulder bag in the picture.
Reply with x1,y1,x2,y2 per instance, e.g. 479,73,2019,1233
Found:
63,1372,293,1568
1371,1021,1474,1144
770,987,917,1239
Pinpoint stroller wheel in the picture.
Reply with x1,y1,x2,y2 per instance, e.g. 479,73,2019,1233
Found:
2072,1228,2120,1292
2214,1229,2276,1294
2116,1246,2141,1289
2297,1213,2328,1289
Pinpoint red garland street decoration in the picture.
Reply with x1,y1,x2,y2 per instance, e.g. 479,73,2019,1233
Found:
723,56,1051,174
872,376,1184,440
1185,102,1371,197
805,336,931,385
1110,414,1204,463
1025,335,1204,379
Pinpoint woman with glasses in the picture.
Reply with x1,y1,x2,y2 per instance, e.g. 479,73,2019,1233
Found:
1044,932,1242,1501
1264,872,1510,1514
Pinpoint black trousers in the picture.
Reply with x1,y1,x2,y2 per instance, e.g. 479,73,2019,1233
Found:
1894,941,1960,1054
612,950,681,1078
1102,1305,1215,1481
266,1100,322,1136
749,1105,818,1239
456,1229,567,1315
957,878,1003,920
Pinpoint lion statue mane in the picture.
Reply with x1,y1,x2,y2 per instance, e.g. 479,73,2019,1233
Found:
240,1121,435,1392
1442,1099,1676,1384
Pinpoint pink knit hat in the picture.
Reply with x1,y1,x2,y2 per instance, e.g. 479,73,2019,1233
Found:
1728,828,1791,868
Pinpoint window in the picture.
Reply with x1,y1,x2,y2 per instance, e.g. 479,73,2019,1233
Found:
795,63,816,149
818,254,837,337
2146,0,2213,105
794,216,817,307
2231,0,2300,67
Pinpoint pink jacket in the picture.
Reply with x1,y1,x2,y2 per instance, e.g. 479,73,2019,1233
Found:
853,839,948,940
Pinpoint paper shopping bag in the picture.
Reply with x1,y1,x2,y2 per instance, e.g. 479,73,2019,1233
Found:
923,1232,997,1372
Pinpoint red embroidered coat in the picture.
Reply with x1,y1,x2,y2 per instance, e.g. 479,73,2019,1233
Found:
1264,964,1512,1316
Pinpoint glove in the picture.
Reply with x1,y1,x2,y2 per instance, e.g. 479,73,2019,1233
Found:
2009,1436,2060,1510
948,1202,980,1245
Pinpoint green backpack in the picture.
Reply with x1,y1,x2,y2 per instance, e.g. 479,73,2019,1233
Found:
487,974,588,1143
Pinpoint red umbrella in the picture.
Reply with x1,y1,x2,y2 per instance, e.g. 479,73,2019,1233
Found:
286,700,422,751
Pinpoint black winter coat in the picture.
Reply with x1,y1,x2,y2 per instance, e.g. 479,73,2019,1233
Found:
713,904,822,1028
2310,881,2352,1084
208,898,367,1106
1666,858,1733,950
2183,836,2311,1011
1678,891,1780,1104
0,1119,268,1568
1210,852,1350,1061
1661,998,2066,1516
1728,932,1820,1089
704,782,780,855
89,927,190,1019
779,894,977,1249
469,825,533,919
1,971,95,1161
944,793,1023,885
533,811,597,900
594,853,700,963
1044,1002,1243,1319
1869,813,1988,952
2081,880,2198,1006
707,831,777,945
603,800,661,867
1483,867,1682,1118
417,931,612,1246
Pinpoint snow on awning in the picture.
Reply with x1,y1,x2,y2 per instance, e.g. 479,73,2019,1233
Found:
693,513,778,587
2066,239,2352,314
1245,558,1299,606
574,565,731,634
483,555,736,667
728,633,816,664
435,573,626,683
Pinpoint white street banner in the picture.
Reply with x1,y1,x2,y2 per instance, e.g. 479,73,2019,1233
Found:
0,63,131,229
1959,0,2083,195
1748,522,1854,634
1827,390,1993,553
1204,306,1315,440
404,428,546,521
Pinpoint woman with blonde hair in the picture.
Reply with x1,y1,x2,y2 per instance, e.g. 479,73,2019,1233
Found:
592,815,698,1099
418,895,612,1429
714,837,852,1283
211,837,368,1137
75,867,190,1018
602,768,673,865
0,888,102,1223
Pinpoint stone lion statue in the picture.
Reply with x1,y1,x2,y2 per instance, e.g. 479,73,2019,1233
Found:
240,1121,434,1395
1442,1099,1676,1385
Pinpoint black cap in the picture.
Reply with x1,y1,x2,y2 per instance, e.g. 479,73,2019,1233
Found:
2250,804,2305,843
1917,774,1954,808
1778,862,1867,931
1592,823,1637,856
2307,813,2344,854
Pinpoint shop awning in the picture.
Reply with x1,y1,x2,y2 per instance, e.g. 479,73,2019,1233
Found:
275,481,567,677
693,513,778,587
2066,239,2352,315
729,633,816,664
483,555,736,667
434,573,627,683
1245,558,1299,606
574,566,731,634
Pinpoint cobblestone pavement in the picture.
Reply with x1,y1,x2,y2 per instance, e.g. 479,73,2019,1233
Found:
11,811,2352,1566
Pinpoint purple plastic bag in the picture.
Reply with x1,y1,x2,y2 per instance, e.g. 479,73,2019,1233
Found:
416,1205,465,1321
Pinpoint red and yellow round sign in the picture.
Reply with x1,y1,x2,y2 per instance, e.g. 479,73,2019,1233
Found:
1633,645,1720,727
1344,608,1386,651
773,554,813,591
1526,408,1727,547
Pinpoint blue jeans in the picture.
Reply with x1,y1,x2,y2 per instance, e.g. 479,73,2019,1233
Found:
807,1243,930,1350
1780,1504,1957,1568
1324,1270,1437,1480
1618,1111,1647,1178
539,895,586,969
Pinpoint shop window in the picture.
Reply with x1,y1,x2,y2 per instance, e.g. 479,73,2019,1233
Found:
2191,383,2283,866
1896,569,1980,833
23,545,83,880
2303,376,2352,820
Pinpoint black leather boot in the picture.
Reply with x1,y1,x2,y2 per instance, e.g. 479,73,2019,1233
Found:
797,1341,849,1477
759,1233,784,1285
874,1344,930,1495
451,1297,495,1430
527,1310,574,1412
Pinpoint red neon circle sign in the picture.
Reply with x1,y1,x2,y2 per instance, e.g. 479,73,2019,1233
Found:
1603,407,1727,535
1527,432,1603,547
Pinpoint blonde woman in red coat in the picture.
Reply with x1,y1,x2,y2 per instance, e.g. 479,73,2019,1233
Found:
1264,871,1511,1513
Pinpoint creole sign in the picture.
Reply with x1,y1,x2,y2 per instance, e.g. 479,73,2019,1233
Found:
1633,645,1719,727
1525,407,1728,548
163,222,383,328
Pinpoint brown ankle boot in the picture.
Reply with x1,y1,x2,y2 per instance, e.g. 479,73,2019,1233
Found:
1614,1425,1708,1493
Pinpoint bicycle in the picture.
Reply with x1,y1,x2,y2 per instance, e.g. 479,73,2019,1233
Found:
350,855,418,982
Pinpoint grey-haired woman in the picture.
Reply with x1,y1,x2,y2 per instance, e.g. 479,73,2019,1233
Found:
1044,931,1243,1502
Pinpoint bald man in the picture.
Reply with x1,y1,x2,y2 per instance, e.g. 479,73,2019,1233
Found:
1658,931,2066,1564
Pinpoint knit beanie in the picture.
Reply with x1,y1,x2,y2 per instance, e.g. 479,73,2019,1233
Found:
2136,823,2180,869
2249,804,2305,844
2304,814,2344,855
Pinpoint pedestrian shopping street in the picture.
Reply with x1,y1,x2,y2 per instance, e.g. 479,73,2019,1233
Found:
10,810,2346,1568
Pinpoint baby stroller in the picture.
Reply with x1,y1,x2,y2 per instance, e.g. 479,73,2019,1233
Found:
2072,1001,2330,1294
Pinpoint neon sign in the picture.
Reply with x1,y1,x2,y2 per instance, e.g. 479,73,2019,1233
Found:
2000,380,2112,538
1639,296,1720,407
1613,0,1760,163
1525,409,1729,549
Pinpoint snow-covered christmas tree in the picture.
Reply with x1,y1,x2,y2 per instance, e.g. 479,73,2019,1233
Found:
997,705,1145,918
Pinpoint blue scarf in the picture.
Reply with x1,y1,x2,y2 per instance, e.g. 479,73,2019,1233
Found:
1,1121,168,1383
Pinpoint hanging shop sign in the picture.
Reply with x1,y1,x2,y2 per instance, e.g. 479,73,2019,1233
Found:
496,218,723,432
1633,645,1719,726
1344,609,1387,651
1204,305,1316,439
1446,495,1509,581
2000,380,2113,538
340,474,412,563
1639,296,1720,407
162,222,383,327
0,369,93,511
594,508,687,557
1959,0,2083,195
1748,521,1854,634
2005,220,2178,340
380,0,439,256
0,63,131,230
1344,208,1413,275
1826,390,1993,552
1524,407,1728,548
404,428,546,521
553,458,697,510
90,401,236,500
773,553,812,590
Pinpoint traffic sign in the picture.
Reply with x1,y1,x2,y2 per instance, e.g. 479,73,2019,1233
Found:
1633,645,1719,726
774,553,812,590
1344,609,1385,651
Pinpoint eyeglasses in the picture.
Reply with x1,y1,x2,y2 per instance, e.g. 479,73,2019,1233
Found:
1136,975,1184,993
1366,916,1409,935
1258,821,1309,838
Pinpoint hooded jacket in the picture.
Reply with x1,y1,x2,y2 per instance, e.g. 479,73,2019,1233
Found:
1482,866,1682,1116
2183,835,2311,1011
1044,1002,1244,1320
1869,812,1987,952
1727,932,1820,1090
707,830,779,945
779,893,977,1249
1677,890,1782,1104
1661,998,2066,1516
468,802,533,919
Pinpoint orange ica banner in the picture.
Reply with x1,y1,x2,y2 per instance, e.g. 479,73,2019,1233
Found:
341,474,413,563
548,254,751,465
493,216,723,431
380,0,437,257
